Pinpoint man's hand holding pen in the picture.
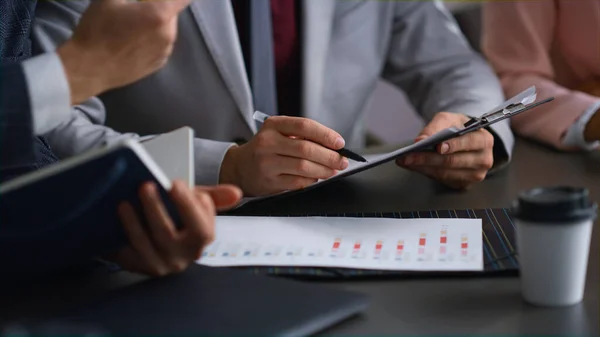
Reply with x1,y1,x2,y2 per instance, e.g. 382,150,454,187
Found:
219,116,350,196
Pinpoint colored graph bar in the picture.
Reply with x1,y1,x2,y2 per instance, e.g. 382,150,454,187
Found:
373,240,383,259
332,238,341,250
440,229,447,244
351,240,363,259
395,240,404,261
439,229,448,258
418,233,427,261
461,235,468,257
353,241,361,253
330,238,342,257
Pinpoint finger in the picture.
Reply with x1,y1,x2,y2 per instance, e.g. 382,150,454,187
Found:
276,175,319,191
441,129,494,154
117,201,168,276
137,0,191,14
139,182,178,247
410,167,487,190
275,135,348,170
417,112,468,140
264,116,346,150
195,185,243,211
270,155,338,179
170,181,215,247
396,150,493,170
104,247,143,274
160,181,214,272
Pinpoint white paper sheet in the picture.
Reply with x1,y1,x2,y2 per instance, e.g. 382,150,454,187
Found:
142,127,195,187
197,216,483,271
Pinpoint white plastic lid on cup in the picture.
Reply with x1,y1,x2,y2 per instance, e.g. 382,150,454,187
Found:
512,186,597,307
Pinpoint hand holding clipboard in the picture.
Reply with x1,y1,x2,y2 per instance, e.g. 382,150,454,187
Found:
397,86,553,188
236,86,554,208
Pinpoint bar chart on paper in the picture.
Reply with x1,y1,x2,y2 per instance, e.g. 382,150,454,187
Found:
197,216,483,271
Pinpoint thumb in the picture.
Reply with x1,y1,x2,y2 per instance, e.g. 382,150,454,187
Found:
195,185,243,211
141,0,191,15
415,112,463,142
414,134,429,143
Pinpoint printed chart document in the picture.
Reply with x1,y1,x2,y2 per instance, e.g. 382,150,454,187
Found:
197,216,484,271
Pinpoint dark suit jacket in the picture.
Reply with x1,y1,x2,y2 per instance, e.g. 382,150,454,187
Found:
0,0,59,183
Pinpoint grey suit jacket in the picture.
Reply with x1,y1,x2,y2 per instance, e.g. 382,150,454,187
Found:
32,0,513,186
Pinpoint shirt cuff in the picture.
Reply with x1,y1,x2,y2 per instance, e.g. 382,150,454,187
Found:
562,101,600,151
21,52,72,135
193,139,236,186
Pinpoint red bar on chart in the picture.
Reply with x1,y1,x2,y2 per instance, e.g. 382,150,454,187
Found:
397,241,404,252
353,241,361,253
332,238,341,250
373,240,383,259
461,236,468,249
375,240,383,252
419,234,426,247
395,240,405,261
461,235,468,256
418,233,427,259
330,238,342,257
439,229,448,257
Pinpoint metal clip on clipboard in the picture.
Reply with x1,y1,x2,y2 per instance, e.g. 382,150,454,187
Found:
460,86,554,135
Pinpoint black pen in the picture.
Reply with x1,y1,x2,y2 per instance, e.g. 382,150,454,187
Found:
252,111,367,163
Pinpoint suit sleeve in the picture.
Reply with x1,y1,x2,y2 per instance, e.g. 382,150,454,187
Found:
481,0,599,151
0,63,35,166
32,0,235,185
31,0,138,158
382,0,513,166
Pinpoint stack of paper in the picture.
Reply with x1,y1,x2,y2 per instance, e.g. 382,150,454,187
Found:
197,216,483,271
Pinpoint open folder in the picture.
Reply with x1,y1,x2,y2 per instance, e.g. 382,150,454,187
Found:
237,86,553,208
0,128,194,275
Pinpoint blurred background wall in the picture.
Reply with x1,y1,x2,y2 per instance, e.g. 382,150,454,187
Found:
365,1,483,145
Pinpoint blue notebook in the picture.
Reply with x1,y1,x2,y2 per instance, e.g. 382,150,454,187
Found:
0,140,182,276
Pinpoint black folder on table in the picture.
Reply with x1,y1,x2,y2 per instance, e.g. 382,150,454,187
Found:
23,265,368,336
236,208,519,280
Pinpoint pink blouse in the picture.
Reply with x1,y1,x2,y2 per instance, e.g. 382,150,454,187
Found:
482,0,600,150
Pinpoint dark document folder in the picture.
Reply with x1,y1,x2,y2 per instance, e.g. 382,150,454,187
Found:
0,140,182,276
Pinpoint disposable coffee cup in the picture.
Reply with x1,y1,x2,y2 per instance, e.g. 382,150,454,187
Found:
512,186,597,307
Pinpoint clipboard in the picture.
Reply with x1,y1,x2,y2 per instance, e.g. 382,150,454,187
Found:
237,86,553,208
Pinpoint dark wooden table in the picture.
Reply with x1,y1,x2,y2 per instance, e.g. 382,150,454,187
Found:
1,138,598,335
236,138,600,335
